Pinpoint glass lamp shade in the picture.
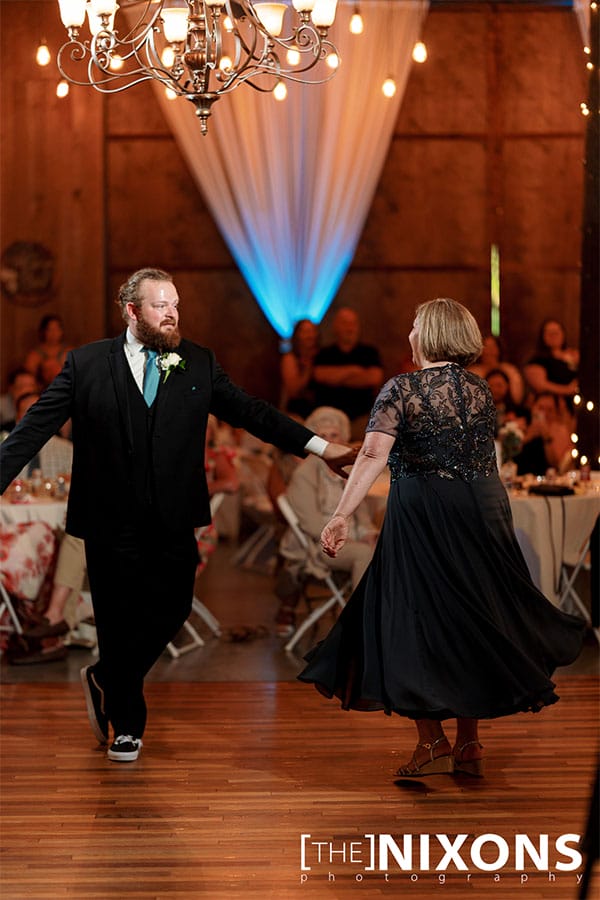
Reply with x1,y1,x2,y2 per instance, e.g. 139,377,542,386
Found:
254,2,287,36
87,5,116,35
162,7,189,43
88,0,118,16
291,0,315,11
205,0,226,7
311,0,337,28
58,0,87,28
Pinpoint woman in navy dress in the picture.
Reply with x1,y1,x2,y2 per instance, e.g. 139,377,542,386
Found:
299,298,585,778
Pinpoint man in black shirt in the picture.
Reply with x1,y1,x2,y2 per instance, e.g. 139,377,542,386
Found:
313,308,384,439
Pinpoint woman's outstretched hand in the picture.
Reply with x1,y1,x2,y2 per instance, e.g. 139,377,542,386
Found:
321,515,349,557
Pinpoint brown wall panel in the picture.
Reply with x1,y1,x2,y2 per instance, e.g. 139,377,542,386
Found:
499,11,585,134
107,138,232,271
358,139,488,268
396,10,489,136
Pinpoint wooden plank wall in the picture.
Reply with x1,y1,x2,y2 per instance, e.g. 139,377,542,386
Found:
0,3,586,402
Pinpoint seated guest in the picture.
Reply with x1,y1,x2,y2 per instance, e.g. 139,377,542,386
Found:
469,334,525,404
24,314,72,388
277,407,377,633
523,318,579,407
279,319,320,418
24,533,86,641
0,367,39,432
13,392,73,480
313,308,384,441
486,368,528,431
514,392,574,476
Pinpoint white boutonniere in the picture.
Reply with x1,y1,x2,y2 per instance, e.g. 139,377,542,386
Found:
157,352,186,383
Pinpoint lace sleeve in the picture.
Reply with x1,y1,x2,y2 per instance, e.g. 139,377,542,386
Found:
366,377,404,437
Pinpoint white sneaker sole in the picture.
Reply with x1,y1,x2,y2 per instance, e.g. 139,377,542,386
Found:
107,744,142,762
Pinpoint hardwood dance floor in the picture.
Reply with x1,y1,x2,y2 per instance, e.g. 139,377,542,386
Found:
1,545,599,899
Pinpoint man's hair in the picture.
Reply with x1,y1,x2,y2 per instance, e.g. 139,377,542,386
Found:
117,268,173,321
415,298,483,367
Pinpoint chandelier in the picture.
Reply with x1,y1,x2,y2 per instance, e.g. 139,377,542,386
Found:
56,0,340,134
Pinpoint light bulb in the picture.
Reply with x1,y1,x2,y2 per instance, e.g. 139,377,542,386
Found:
109,54,124,71
223,15,234,31
586,401,595,411
580,455,589,466
220,55,233,72
162,46,176,67
574,394,582,405
571,433,579,443
382,77,396,98
36,42,51,66
412,40,427,63
350,10,363,34
584,45,591,55
165,87,177,100
326,52,339,69
571,448,579,459
56,79,69,98
273,81,287,101
287,47,300,66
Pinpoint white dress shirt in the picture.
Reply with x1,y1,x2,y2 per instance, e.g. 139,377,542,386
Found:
124,328,147,395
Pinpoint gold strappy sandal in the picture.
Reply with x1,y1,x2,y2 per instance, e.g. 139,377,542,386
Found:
396,737,454,777
453,740,485,777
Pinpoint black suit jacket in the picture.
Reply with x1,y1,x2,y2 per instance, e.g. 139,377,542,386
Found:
0,334,314,538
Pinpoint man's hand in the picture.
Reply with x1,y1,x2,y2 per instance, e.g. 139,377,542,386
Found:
321,442,358,478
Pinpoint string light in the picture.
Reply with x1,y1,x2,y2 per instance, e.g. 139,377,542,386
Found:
382,77,396,98
326,52,339,70
109,54,124,71
350,6,363,34
161,46,175,68
273,81,287,101
287,47,301,66
36,40,51,66
571,433,579,443
412,40,427,63
56,79,69,98
586,401,595,412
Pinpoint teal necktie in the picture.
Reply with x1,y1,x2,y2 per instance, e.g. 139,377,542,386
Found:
143,349,159,406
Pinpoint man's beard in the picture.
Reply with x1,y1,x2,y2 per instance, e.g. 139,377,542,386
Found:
135,315,181,353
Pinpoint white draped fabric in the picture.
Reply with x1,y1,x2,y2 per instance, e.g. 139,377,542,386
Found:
573,0,590,45
150,1,428,337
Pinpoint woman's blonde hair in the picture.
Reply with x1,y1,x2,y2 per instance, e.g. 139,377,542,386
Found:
415,298,483,367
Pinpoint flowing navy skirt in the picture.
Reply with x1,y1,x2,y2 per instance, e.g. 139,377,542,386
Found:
298,473,586,720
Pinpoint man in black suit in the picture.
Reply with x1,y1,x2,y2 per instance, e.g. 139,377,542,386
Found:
0,268,355,762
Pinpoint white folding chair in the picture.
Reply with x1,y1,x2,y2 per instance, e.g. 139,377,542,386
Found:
276,494,351,653
0,578,23,639
559,537,600,645
166,493,223,658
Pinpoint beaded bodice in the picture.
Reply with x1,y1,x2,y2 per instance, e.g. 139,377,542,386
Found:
366,364,497,482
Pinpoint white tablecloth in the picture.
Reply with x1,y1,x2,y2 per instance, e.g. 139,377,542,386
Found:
0,499,67,531
510,490,600,606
